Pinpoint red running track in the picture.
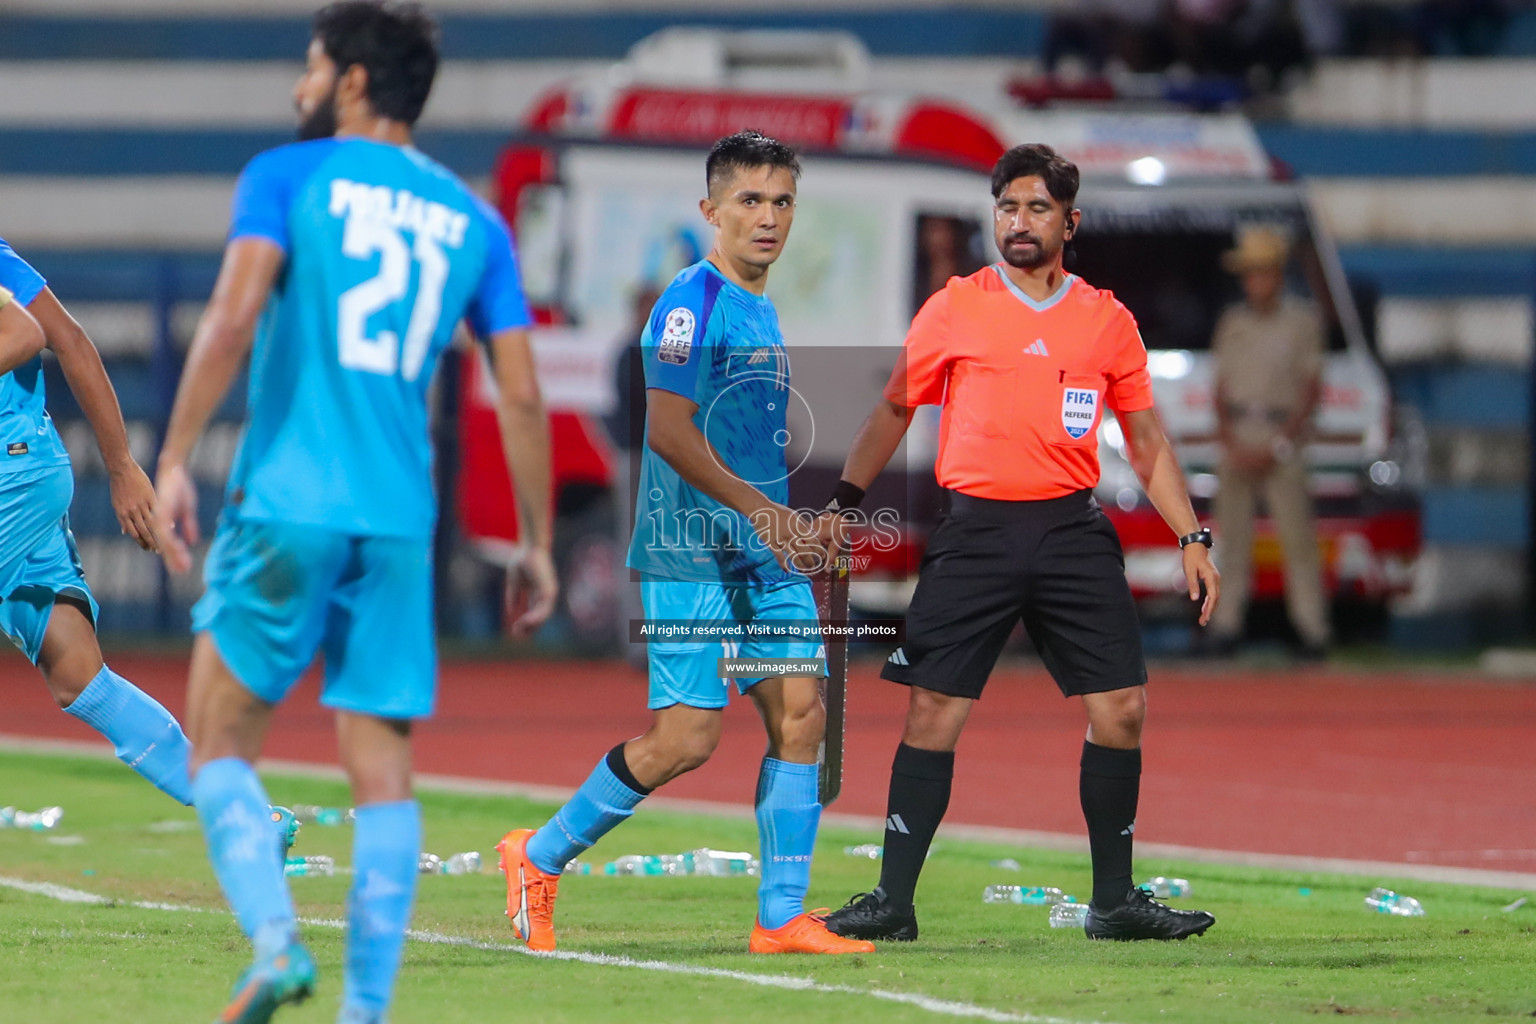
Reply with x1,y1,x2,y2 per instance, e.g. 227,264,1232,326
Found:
2,655,1533,875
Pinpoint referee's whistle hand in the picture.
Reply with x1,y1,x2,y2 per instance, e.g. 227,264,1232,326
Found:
1184,546,1220,626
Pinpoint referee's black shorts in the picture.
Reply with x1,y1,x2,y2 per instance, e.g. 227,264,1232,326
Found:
881,488,1146,700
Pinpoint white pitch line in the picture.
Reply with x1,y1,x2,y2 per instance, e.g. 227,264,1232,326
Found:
0,876,1110,1024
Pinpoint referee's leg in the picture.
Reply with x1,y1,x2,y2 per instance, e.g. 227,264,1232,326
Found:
1029,511,1216,939
825,510,1023,942
882,687,971,907
1079,684,1146,909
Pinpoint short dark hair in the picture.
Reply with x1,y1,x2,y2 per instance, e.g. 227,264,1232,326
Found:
990,143,1079,209
705,130,801,196
313,1,439,126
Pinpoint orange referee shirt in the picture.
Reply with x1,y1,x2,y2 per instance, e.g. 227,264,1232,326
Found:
885,265,1154,501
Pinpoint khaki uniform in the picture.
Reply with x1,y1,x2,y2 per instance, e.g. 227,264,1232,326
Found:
1209,297,1329,646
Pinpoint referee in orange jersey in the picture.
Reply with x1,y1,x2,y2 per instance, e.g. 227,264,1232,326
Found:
822,144,1220,942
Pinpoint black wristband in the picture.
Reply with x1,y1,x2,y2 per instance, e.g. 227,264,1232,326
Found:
1178,528,1213,550
824,480,866,514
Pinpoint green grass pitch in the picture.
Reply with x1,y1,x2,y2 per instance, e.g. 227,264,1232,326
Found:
1,749,1532,1023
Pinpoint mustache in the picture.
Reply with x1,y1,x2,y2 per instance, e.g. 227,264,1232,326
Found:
1004,233,1041,247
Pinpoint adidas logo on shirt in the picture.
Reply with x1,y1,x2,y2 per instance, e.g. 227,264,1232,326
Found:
1023,338,1050,357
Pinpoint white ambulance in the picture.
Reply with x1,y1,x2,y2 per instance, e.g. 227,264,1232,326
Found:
460,29,1420,645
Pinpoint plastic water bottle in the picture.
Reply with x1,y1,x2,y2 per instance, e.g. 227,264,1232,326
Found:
564,860,594,876
1140,876,1191,898
604,854,677,876
284,855,335,878
844,844,883,859
1365,887,1425,917
418,852,444,874
684,848,758,876
1,806,64,831
1049,902,1089,928
983,885,1067,905
602,850,760,877
293,804,350,827
443,852,482,875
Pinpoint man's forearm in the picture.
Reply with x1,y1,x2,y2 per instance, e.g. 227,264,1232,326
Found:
158,319,252,468
651,420,774,518
159,238,277,470
47,318,135,472
1128,431,1200,538
840,399,915,490
496,398,554,551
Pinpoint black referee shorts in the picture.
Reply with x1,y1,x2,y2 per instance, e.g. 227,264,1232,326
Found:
882,488,1146,700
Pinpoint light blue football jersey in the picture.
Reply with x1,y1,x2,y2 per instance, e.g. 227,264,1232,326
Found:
225,137,530,538
0,238,70,477
626,259,798,586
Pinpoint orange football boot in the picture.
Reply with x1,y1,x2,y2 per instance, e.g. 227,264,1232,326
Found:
748,912,876,954
496,828,561,952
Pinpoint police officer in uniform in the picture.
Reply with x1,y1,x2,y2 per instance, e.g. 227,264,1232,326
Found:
1208,227,1330,657
820,144,1220,942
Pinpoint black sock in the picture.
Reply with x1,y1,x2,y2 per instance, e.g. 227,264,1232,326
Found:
875,743,953,909
1080,741,1141,909
606,743,653,796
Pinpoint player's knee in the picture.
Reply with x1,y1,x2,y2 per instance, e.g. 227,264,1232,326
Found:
44,672,87,710
670,733,719,774
654,722,721,775
39,656,94,709
776,696,825,756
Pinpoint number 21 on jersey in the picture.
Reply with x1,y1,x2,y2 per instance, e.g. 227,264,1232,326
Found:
330,178,468,383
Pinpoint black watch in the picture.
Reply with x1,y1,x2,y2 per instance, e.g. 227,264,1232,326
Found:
1178,528,1213,550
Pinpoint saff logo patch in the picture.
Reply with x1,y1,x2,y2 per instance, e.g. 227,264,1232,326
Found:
1061,387,1099,440
658,307,695,365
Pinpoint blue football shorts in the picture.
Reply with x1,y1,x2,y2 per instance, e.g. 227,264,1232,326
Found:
193,514,436,719
641,575,826,710
0,465,98,664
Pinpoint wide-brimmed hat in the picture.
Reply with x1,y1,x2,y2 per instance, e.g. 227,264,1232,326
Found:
1221,227,1290,273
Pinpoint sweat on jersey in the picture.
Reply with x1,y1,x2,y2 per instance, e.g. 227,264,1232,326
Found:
625,259,799,586
224,137,531,538
0,238,71,477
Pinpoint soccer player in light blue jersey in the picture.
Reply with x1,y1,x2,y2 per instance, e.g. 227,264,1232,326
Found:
497,131,875,957
152,4,555,1022
0,239,195,808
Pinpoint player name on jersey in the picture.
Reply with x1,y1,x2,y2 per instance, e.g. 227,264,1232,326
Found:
328,178,471,249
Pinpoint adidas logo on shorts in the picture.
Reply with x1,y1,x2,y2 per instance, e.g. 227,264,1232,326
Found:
887,648,909,666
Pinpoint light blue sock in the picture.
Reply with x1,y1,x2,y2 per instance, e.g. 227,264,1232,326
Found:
343,801,420,1019
526,755,647,875
193,757,295,959
65,665,193,806
755,758,821,930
